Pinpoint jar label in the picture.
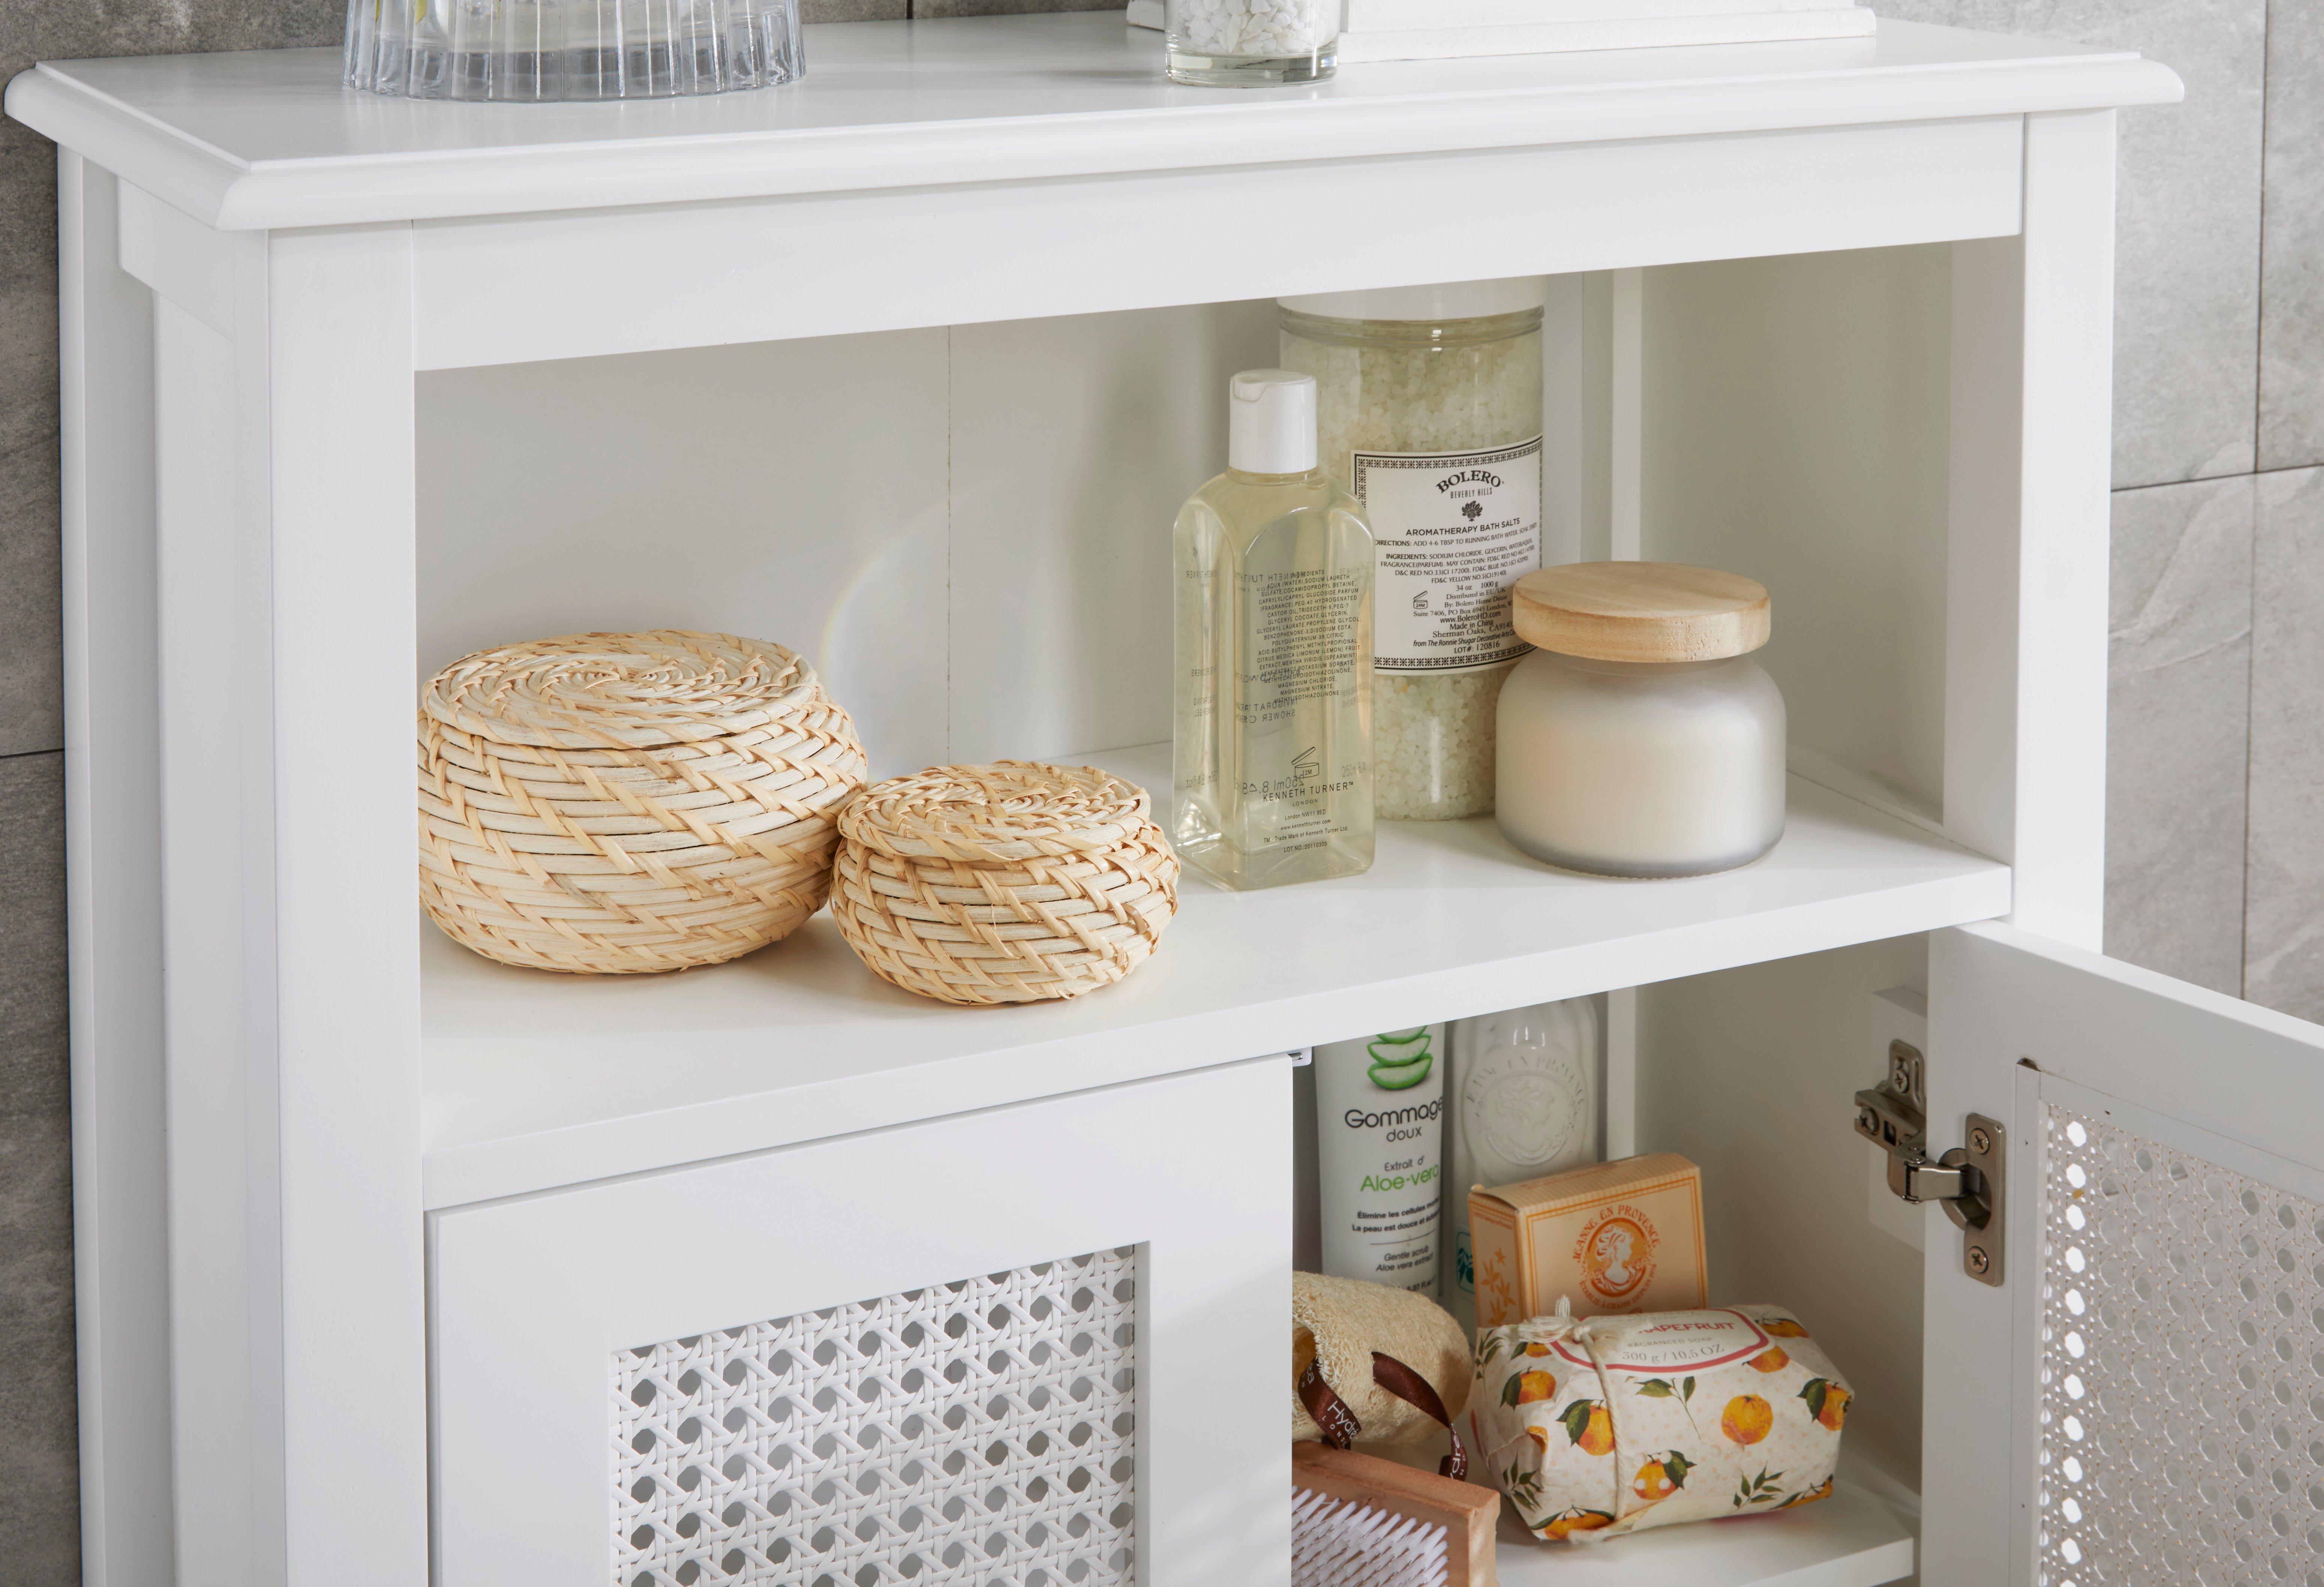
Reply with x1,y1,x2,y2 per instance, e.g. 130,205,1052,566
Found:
1353,435,1542,673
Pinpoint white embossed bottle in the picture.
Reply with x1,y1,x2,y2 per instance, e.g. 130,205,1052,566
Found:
1444,998,1601,1332
1173,371,1375,890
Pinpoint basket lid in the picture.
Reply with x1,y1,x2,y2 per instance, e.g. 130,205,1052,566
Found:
840,761,1154,862
421,631,823,750
1511,562,1771,663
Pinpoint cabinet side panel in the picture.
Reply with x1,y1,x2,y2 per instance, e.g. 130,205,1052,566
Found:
156,293,268,1587
58,149,173,1587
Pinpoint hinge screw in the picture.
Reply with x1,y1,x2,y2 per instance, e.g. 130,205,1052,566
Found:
1970,1126,1994,1156
1967,1246,1991,1275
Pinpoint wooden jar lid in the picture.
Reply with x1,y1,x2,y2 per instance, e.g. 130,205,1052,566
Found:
1511,561,1771,663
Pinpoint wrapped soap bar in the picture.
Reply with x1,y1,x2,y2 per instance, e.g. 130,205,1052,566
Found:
1472,1302,1851,1542
1469,1153,1708,1326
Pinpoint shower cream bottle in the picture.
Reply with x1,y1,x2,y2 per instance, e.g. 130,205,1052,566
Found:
1313,1025,1447,1297
1171,369,1375,891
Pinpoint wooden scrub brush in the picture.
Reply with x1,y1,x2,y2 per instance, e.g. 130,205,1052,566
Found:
1293,1442,1500,1587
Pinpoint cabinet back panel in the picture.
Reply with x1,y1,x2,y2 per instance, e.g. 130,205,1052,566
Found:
1635,937,1928,1494
416,302,1275,779
1642,245,1951,817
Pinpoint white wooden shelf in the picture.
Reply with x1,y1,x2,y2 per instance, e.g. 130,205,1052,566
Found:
420,742,2007,1207
1493,1479,1913,1587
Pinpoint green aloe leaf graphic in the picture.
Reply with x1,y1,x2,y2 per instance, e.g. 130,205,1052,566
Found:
1367,1029,1432,1065
1369,1058,1434,1090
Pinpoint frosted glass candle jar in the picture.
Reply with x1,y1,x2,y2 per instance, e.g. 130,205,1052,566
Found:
1496,562,1784,877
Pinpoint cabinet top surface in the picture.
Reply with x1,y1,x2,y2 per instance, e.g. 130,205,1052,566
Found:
7,11,2178,231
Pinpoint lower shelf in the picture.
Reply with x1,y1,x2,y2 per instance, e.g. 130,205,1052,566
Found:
1493,1479,1914,1587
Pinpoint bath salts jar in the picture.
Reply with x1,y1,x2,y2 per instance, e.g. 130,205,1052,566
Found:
1167,0,1342,84
1279,279,1545,820
1497,562,1785,877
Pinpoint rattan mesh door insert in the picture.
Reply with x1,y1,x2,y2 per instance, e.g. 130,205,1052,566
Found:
613,1248,1137,1587
2042,1107,2324,1587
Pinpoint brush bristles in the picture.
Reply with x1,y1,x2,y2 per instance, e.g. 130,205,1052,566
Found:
1292,1485,1452,1587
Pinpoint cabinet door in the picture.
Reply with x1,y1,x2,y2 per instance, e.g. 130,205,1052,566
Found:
1922,923,2324,1586
430,1055,1288,1587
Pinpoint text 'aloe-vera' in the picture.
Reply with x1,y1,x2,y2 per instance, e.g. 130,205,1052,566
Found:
1172,369,1375,892
1313,1025,1446,1297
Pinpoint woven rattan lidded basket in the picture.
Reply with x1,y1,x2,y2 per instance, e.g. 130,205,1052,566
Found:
831,761,1178,1005
419,631,868,974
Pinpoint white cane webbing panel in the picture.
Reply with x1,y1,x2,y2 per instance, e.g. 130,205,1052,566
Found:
2041,1107,2324,1587
613,1248,1138,1587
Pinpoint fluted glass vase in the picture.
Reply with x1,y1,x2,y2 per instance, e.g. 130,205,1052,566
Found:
344,0,804,101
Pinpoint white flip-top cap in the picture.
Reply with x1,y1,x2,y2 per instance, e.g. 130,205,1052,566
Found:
1228,369,1318,474
1278,275,1547,322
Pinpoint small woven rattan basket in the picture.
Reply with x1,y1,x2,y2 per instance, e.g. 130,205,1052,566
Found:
831,761,1178,1005
419,631,867,974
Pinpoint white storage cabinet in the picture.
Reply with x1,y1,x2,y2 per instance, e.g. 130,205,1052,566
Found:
20,15,2322,1587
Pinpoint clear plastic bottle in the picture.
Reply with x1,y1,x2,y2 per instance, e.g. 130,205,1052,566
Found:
1173,371,1375,890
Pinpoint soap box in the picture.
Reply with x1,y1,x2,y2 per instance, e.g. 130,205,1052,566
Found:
1469,1154,1707,1326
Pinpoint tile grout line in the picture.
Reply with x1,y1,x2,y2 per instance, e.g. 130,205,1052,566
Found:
2244,0,2273,1003
2253,0,2276,482
2113,461,2324,498
2240,487,2260,1000
0,746,65,764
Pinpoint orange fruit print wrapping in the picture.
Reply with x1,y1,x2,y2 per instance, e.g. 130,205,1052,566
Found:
1472,1302,1855,1542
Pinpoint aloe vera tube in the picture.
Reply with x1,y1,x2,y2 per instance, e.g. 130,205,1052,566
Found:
1313,1025,1446,1297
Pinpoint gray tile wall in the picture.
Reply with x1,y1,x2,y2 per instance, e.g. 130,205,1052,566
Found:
1887,3,2324,1020
0,0,2315,1569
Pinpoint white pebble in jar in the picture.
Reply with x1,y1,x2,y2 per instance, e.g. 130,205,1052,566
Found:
1174,0,1330,55
1496,562,1786,877
1279,279,1547,821
1166,0,1341,83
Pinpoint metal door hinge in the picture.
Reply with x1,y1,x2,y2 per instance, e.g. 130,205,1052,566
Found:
1854,1040,2005,1287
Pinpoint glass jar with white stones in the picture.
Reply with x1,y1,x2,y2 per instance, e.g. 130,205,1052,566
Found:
1165,0,1343,85
1279,279,1547,820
